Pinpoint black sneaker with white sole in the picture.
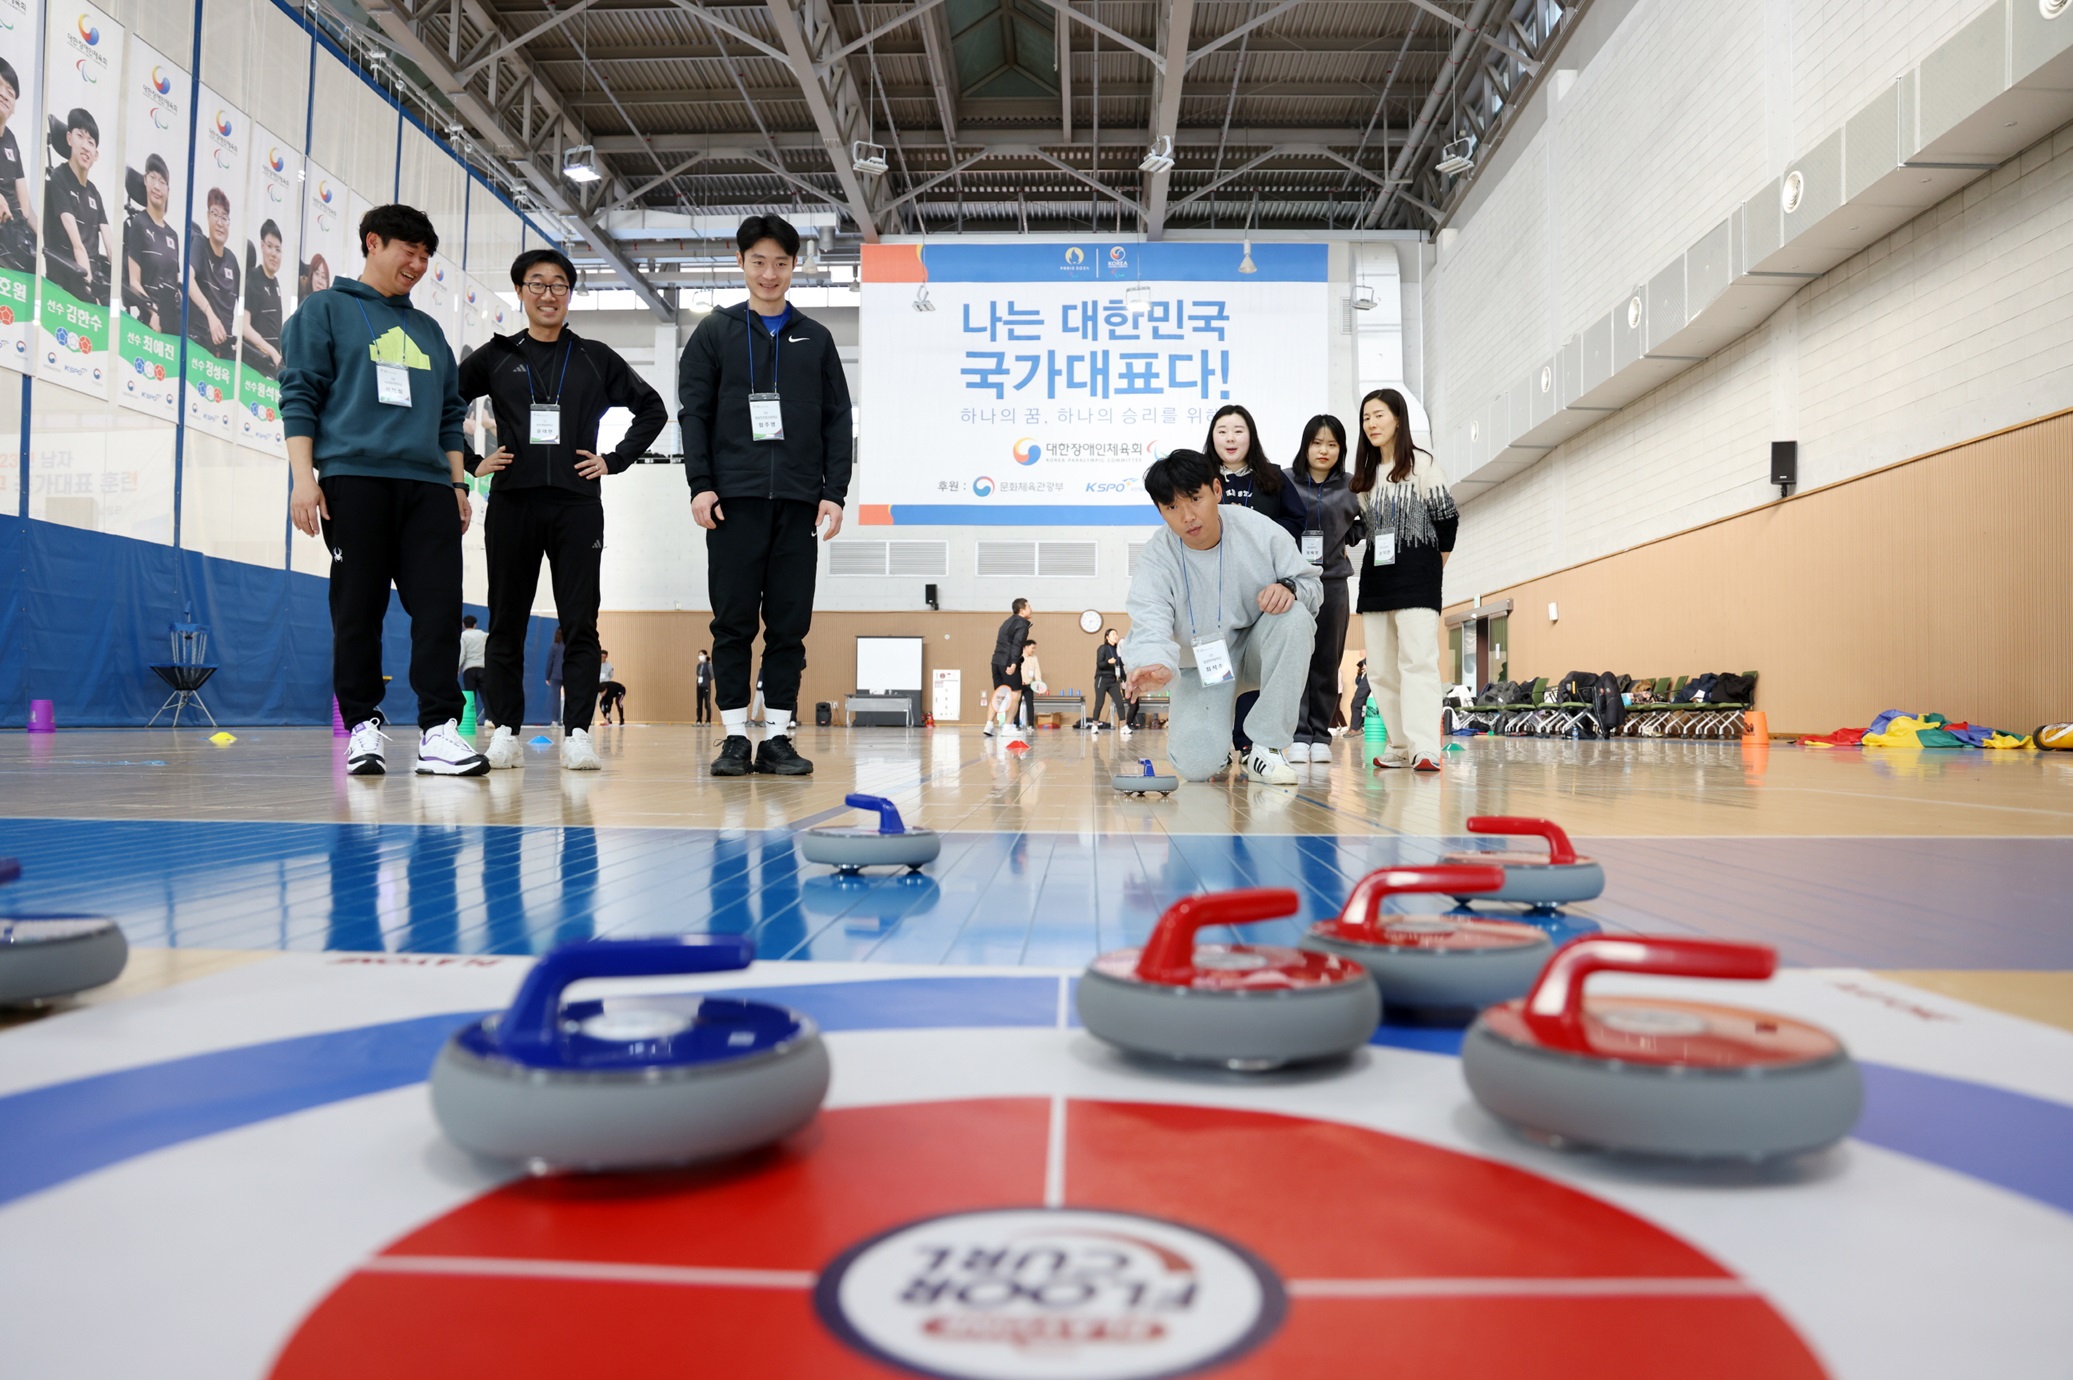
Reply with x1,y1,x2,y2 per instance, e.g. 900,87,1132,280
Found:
414,720,490,776
754,735,813,775
711,734,754,777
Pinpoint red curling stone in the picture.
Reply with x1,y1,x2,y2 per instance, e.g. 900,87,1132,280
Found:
1077,887,1381,1071
1300,864,1552,1018
1440,816,1605,911
1463,936,1863,1160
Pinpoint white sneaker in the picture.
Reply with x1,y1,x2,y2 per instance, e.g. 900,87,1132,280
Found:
1244,746,1298,785
1308,742,1332,767
346,717,386,776
415,720,490,776
485,725,522,770
1373,748,1411,769
1120,724,1134,738
561,728,601,772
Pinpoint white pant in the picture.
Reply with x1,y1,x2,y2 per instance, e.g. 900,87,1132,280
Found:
1361,607,1443,762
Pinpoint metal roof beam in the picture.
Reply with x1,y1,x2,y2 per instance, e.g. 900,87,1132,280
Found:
1142,0,1197,237
1018,0,1163,71
761,0,883,238
589,127,1413,155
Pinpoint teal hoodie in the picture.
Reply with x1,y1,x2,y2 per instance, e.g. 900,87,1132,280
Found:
279,278,467,484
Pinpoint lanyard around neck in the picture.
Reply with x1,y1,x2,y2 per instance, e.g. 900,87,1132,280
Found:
521,337,574,405
746,309,786,392
348,292,417,354
1177,535,1224,644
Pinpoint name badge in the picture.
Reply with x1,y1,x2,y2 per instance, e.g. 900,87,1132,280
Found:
1193,637,1235,686
749,391,785,441
375,362,412,407
529,403,561,445
1301,531,1324,564
1372,530,1397,567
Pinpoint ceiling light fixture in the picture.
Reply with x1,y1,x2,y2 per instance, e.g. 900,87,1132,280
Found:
1436,136,1476,177
1352,284,1377,310
561,144,601,184
852,140,889,176
1138,135,1175,174
913,283,935,312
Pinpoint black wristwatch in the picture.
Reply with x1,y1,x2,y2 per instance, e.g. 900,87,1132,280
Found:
1276,578,1298,594
452,481,470,491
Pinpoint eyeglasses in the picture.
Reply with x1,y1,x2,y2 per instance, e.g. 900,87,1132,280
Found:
521,281,571,298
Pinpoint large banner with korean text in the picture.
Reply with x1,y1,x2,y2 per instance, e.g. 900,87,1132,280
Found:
858,240,1327,524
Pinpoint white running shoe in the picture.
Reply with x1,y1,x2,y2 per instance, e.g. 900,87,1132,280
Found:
561,728,601,772
485,725,522,770
1373,748,1411,769
1244,746,1298,785
346,717,386,776
415,720,490,776
1119,724,1134,738
1308,742,1332,767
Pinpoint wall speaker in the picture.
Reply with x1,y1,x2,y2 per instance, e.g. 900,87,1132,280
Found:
925,583,939,610
1771,440,1798,496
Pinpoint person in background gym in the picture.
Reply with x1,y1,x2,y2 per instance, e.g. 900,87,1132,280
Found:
987,597,1033,742
678,213,852,777
1350,387,1457,772
461,245,666,773
282,203,482,777
597,650,626,725
1017,638,1045,728
545,627,564,726
1092,627,1130,734
1207,403,1300,760
695,649,713,725
459,613,487,718
1284,414,1358,765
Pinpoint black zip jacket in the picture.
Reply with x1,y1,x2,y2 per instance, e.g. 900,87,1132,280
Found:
459,327,667,498
677,302,853,506
992,614,1031,667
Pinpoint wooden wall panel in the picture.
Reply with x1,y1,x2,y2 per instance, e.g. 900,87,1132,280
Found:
1478,410,2073,734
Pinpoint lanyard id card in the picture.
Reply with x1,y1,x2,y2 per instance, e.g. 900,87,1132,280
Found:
1193,637,1235,685
375,362,412,407
1371,530,1397,566
1301,531,1325,564
529,403,562,444
749,392,785,441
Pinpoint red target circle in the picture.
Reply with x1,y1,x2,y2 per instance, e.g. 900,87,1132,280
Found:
270,1099,1825,1379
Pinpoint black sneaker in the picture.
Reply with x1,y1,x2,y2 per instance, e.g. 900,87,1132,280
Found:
711,735,754,777
754,734,814,776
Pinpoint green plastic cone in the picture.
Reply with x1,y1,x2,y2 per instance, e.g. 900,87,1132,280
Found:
459,691,478,736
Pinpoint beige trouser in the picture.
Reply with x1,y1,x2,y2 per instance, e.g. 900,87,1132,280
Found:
1361,607,1443,762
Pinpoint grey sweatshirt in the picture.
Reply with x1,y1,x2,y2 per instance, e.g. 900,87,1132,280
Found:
1120,503,1323,675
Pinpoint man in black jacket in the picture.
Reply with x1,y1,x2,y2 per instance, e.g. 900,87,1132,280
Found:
678,213,852,777
462,246,667,773
986,598,1032,741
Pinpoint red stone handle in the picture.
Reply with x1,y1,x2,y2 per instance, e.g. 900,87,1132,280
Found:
1466,816,1578,865
1135,888,1300,982
1331,865,1506,937
1521,937,1776,1049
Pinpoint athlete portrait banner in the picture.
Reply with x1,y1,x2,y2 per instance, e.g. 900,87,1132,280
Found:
297,157,346,304
859,240,1328,524
236,123,298,454
0,0,44,374
114,34,186,419
37,2,122,399
184,85,246,438
422,253,461,354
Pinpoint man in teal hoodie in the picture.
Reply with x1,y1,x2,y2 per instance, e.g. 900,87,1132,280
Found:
282,203,485,778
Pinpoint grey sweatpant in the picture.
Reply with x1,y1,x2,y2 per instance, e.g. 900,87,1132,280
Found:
1166,605,1316,780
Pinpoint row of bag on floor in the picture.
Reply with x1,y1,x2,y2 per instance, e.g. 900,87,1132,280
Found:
1800,709,2055,750
1444,671,1757,738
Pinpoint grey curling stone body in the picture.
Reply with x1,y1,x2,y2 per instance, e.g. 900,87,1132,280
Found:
1076,887,1379,1070
1462,936,1863,1160
1112,758,1178,795
0,859,129,1006
1302,915,1551,1013
798,793,941,872
429,936,831,1173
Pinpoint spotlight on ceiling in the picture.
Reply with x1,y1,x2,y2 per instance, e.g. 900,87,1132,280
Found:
1124,283,1152,316
561,144,601,184
1352,284,1377,311
1435,136,1476,177
1138,135,1175,174
1238,237,1257,275
912,284,935,313
852,140,889,176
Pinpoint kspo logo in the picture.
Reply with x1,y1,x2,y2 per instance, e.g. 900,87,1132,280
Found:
972,476,995,497
1085,482,1129,494
816,1207,1284,1380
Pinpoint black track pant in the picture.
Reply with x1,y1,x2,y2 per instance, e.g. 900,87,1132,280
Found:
1296,578,1351,743
320,474,465,731
484,489,603,732
706,496,818,713
696,685,712,722
1093,678,1129,724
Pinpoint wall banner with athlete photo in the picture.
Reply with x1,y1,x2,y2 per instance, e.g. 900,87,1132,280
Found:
114,34,187,419
0,0,45,374
184,85,246,438
236,123,298,454
37,1,122,400
296,156,346,307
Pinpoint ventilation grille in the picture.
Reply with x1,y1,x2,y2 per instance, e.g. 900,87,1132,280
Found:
1128,541,1150,574
831,541,949,577
1038,542,1098,578
976,541,1037,577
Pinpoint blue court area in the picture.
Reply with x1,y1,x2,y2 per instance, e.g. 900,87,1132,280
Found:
4,816,2067,970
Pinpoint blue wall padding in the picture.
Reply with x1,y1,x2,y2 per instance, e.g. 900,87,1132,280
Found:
1,515,557,727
